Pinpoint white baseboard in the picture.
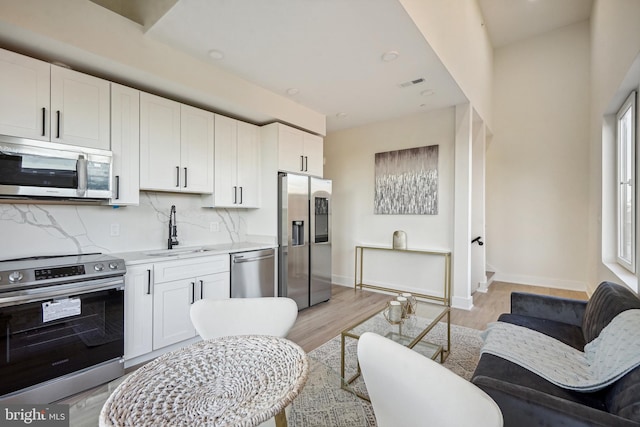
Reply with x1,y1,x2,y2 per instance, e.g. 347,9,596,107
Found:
476,282,489,293
332,274,353,287
452,296,473,310
493,273,587,292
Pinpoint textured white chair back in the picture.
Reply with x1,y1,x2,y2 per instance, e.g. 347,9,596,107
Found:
190,297,298,339
357,332,503,427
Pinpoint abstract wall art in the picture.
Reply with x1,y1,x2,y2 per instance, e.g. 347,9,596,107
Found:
374,145,439,215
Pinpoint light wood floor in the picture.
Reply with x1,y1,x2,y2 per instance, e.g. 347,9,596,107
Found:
60,281,587,406
288,281,588,352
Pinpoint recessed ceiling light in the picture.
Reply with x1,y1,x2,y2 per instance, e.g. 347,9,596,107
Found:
381,51,399,62
336,112,348,119
286,88,299,96
208,49,224,60
420,89,435,97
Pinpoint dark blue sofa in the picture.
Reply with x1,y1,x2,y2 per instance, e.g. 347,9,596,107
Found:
472,281,640,426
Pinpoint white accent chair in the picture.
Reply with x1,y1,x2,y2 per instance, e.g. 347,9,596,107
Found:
357,332,503,427
190,297,299,427
190,297,298,339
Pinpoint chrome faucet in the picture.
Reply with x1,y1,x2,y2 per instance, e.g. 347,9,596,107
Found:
168,205,179,249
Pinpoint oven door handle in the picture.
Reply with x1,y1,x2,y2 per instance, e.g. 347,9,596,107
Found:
0,278,124,307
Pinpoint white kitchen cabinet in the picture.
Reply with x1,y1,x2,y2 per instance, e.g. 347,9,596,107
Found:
140,92,214,193
236,121,261,207
152,255,229,349
180,104,214,193
265,123,324,177
124,264,154,360
109,83,140,205
152,278,197,349
139,92,181,191
203,115,260,208
0,49,110,150
200,271,231,300
50,65,110,150
302,132,324,176
0,48,50,141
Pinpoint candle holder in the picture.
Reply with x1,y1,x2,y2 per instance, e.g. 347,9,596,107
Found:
383,300,405,325
399,292,417,315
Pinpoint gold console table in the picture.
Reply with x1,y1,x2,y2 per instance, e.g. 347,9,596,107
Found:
354,245,451,306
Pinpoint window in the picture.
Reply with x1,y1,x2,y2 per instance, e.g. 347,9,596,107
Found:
617,91,636,272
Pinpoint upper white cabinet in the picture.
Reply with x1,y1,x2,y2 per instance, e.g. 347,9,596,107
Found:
0,48,110,150
140,93,181,191
0,48,50,140
264,123,324,177
203,115,260,208
180,104,215,193
50,65,110,150
110,83,140,205
139,92,213,193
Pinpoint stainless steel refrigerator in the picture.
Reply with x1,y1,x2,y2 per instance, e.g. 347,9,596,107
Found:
278,172,332,310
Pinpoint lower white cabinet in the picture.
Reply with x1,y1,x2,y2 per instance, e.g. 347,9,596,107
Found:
152,278,199,349
155,255,231,351
124,263,154,360
124,255,231,360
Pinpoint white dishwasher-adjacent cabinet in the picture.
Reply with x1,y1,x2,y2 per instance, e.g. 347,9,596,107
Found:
152,255,229,349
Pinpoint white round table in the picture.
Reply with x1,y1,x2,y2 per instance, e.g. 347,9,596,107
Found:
99,335,309,427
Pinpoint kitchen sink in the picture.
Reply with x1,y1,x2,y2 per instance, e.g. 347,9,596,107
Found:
143,247,210,257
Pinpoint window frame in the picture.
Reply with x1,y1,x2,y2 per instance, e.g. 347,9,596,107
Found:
616,91,637,273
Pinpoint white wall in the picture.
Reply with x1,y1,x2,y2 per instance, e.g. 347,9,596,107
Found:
324,108,455,300
487,21,590,291
398,0,494,129
590,0,640,294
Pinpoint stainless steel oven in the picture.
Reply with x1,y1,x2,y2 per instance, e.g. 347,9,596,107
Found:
0,253,126,403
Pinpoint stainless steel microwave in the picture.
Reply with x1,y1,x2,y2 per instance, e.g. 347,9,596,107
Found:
0,135,112,200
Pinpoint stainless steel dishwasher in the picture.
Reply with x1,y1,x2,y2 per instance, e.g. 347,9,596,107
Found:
230,248,276,298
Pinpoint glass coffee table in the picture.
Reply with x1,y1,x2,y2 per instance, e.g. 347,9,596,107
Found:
340,299,450,401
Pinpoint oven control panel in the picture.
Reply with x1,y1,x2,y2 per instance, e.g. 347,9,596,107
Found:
0,255,126,288
35,265,86,280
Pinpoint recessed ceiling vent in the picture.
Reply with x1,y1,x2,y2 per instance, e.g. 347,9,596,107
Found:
398,78,425,88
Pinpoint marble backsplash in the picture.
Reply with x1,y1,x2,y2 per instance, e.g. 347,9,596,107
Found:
0,192,265,260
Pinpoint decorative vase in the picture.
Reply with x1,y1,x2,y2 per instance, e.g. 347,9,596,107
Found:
392,230,407,249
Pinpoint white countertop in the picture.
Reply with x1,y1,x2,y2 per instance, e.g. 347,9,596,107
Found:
112,242,277,265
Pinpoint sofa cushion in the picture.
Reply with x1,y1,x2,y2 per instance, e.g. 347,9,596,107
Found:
472,354,608,411
582,282,640,343
498,313,586,350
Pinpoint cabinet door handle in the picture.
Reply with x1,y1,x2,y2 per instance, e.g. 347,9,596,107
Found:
300,155,304,171
146,270,151,295
200,280,204,300
115,175,120,200
233,186,237,204
304,156,308,172
41,107,46,137
191,282,196,304
184,167,188,188
176,166,180,187
239,187,243,204
56,110,61,139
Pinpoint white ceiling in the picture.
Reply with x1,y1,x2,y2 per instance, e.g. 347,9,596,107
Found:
114,0,593,133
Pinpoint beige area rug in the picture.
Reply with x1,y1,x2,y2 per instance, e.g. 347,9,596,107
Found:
288,322,484,427
68,323,483,426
